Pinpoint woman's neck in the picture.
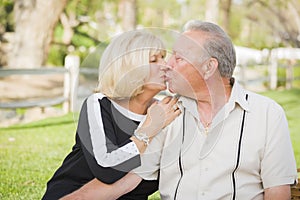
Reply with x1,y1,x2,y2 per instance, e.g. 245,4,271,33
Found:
114,90,158,115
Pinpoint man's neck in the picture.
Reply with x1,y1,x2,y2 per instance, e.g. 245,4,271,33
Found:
196,77,232,126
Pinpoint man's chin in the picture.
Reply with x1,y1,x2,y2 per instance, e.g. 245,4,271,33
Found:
167,87,176,94
166,82,176,94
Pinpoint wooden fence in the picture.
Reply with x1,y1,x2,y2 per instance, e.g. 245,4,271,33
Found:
235,47,300,90
1,47,300,112
0,55,80,113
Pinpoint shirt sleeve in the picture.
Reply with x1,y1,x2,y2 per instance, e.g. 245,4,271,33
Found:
77,98,141,183
86,93,140,168
261,101,298,188
132,128,166,180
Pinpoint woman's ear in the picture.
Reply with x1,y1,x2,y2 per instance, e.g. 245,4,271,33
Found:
203,58,218,80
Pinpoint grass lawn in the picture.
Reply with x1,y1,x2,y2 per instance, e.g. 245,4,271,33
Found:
0,89,299,200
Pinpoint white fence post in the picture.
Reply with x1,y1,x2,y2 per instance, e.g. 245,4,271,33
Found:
269,54,278,90
286,60,294,90
63,55,80,113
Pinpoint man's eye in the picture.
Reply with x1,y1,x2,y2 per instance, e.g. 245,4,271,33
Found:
175,56,183,61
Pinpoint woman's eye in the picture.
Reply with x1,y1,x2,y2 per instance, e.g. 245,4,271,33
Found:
150,58,157,63
149,55,157,63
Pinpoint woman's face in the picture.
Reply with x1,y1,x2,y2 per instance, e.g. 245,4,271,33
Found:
143,52,167,92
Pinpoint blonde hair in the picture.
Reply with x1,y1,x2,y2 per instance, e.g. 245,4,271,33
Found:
94,31,166,99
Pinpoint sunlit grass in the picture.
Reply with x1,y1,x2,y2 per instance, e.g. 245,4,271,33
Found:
261,89,300,166
0,113,78,199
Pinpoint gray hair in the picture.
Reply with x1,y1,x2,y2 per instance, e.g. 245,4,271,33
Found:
183,20,236,78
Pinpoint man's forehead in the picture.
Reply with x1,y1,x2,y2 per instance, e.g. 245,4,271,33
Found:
173,32,205,55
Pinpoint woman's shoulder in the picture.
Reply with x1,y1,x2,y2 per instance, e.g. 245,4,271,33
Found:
87,93,107,100
81,93,111,112
85,93,111,104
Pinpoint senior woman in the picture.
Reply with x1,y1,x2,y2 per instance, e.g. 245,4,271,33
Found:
42,31,181,200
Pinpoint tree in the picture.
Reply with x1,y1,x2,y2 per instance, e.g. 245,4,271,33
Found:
245,0,300,48
220,0,232,33
205,0,219,23
8,0,68,68
118,0,137,31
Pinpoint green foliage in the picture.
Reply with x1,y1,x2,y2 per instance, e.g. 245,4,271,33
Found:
66,0,104,16
276,60,300,88
1,0,300,67
53,24,64,44
294,66,300,88
148,192,161,200
47,44,68,66
72,27,97,47
0,0,14,32
80,42,108,69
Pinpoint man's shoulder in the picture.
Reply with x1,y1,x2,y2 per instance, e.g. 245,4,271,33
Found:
246,91,285,114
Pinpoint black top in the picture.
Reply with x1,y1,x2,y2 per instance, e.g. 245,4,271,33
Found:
42,97,158,200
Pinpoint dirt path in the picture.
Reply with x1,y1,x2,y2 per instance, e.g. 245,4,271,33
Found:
0,74,65,127
0,74,64,102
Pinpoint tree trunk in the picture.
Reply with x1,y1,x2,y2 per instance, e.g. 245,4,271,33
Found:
8,0,68,68
60,12,76,45
118,0,137,32
220,0,232,33
205,0,219,24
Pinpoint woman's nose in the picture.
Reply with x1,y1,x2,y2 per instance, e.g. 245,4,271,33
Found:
160,58,166,65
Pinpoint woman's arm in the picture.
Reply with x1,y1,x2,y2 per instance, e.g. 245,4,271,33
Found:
264,185,291,200
86,94,180,168
60,173,142,200
69,95,179,198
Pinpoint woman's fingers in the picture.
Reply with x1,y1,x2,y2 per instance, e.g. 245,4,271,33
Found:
160,96,173,104
174,108,181,115
168,97,179,111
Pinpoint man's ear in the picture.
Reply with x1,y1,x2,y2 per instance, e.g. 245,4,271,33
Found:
203,58,218,80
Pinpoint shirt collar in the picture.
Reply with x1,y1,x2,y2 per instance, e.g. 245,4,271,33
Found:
175,81,250,121
228,81,250,112
177,96,200,121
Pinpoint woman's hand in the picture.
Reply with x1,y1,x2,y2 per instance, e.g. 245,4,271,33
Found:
130,96,181,153
140,96,181,138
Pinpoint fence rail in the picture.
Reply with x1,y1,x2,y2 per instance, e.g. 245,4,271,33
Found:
235,47,300,90
0,67,66,77
1,47,300,111
0,55,80,113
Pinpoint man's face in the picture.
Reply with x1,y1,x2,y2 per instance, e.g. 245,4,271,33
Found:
166,32,209,96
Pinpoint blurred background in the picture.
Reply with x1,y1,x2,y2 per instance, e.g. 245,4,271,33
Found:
1,0,300,124
0,1,299,199
1,0,300,68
